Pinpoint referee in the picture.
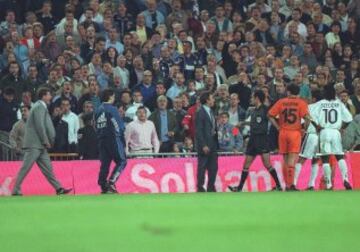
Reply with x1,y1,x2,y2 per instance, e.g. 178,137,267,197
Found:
95,89,127,194
229,90,282,192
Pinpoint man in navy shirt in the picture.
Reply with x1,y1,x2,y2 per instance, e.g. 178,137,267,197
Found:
95,89,127,194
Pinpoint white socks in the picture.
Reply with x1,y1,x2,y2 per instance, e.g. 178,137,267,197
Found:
338,159,349,182
323,163,332,189
294,163,302,186
308,163,319,188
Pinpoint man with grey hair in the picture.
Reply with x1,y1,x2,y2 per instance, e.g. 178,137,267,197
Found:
149,95,178,152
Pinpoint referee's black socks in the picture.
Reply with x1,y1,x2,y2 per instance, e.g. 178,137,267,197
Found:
238,170,249,190
269,167,281,188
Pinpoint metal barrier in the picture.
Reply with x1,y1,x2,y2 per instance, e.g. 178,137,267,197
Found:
49,153,79,161
0,140,16,161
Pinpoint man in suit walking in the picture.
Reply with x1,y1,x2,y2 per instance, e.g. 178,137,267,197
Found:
12,88,72,196
195,91,219,192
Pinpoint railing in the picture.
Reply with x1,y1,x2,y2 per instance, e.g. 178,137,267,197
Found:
0,140,17,161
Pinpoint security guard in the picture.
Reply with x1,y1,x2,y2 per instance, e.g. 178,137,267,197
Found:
95,89,127,194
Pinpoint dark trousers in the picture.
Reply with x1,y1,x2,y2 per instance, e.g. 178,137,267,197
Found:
197,151,218,192
159,141,174,153
98,138,127,190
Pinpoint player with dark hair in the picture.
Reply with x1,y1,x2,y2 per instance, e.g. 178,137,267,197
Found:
293,90,323,190
95,88,127,194
229,90,282,192
268,84,311,191
311,84,353,190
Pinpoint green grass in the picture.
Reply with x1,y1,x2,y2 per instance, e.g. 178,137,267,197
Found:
1,191,360,252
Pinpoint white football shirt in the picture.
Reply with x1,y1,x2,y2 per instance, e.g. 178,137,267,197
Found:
312,99,353,130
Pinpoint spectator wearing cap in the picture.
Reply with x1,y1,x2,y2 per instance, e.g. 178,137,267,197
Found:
0,88,19,132
149,95,178,152
125,106,160,154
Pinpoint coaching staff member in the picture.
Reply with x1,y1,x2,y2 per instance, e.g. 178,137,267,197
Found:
228,90,282,192
12,87,72,196
195,91,218,192
95,89,127,194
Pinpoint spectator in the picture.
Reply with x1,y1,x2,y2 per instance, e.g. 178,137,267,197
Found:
218,112,243,152
9,105,30,159
113,2,134,39
182,96,201,140
149,95,178,152
0,88,19,132
350,80,360,115
339,90,356,116
167,72,186,101
60,98,80,152
125,90,151,120
141,0,165,30
343,115,360,151
293,72,311,102
145,81,172,112
78,101,94,129
171,96,186,143
133,70,156,105
0,61,25,102
114,55,130,89
227,93,246,129
37,1,57,35
125,106,160,154
78,113,98,160
50,104,69,153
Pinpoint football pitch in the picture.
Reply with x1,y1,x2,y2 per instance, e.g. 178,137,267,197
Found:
1,191,360,252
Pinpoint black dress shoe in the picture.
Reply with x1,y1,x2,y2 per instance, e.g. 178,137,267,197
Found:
207,188,217,193
12,192,23,196
228,186,240,192
56,188,72,195
344,180,352,190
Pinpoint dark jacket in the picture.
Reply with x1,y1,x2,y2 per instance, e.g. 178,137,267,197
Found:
78,125,99,159
195,106,218,153
0,96,19,132
149,109,178,142
50,116,69,153
228,82,252,110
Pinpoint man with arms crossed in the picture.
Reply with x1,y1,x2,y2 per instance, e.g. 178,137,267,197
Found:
95,89,127,194
312,84,353,190
268,84,311,191
228,90,282,192
12,88,72,196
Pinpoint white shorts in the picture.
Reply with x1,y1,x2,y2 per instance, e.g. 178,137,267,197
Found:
299,133,319,159
319,129,344,155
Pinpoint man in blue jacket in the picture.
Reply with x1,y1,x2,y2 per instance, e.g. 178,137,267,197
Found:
95,89,127,194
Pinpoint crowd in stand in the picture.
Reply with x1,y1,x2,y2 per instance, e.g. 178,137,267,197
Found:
1,0,360,160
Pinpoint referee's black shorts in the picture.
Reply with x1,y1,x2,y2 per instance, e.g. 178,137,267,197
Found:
245,134,270,156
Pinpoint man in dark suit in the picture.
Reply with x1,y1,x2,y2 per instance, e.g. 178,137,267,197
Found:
12,88,72,196
195,91,218,192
